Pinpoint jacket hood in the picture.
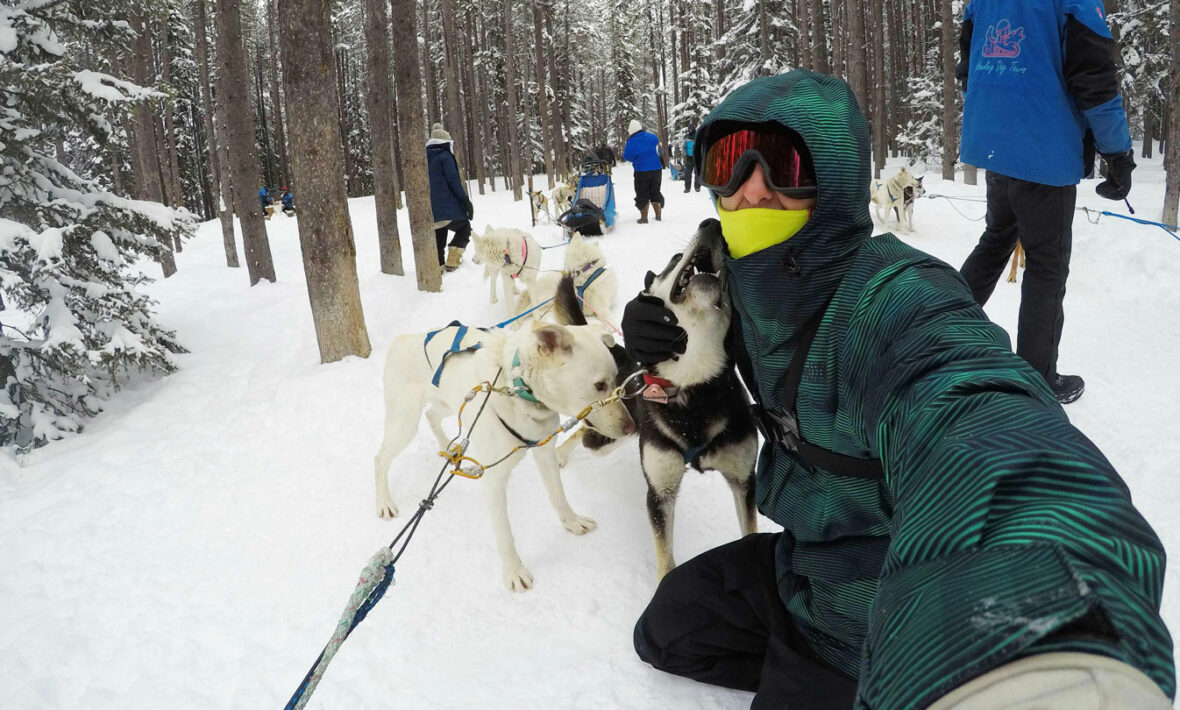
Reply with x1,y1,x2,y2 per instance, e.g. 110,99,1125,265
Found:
426,138,454,151
696,70,872,278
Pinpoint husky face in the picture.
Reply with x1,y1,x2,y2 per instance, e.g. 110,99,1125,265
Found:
563,232,604,274
644,220,732,386
521,322,634,438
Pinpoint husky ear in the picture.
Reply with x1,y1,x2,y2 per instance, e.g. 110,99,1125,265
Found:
917,176,924,184
599,330,616,348
532,324,573,356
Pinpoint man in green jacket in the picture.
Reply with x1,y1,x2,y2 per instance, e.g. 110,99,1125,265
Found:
622,70,1173,709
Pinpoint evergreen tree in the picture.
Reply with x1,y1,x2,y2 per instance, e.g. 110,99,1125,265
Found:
1,1,192,453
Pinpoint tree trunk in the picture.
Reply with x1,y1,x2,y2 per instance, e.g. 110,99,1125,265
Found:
940,0,959,181
869,0,886,178
421,0,440,128
365,0,405,276
159,25,184,212
279,0,372,362
461,14,487,194
392,0,442,291
504,0,524,201
532,0,555,188
130,12,177,277
439,0,469,185
193,0,238,267
215,0,276,285
1163,0,1180,227
845,0,868,108
267,0,290,189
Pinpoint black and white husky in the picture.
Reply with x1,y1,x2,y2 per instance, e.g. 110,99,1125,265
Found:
556,220,759,578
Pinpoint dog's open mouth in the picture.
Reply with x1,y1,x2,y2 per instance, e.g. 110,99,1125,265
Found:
670,244,723,306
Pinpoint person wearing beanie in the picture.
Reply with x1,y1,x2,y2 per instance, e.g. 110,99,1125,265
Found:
425,123,473,272
622,118,664,223
621,70,1172,709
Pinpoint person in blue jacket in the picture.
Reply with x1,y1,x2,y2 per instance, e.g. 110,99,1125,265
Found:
258,186,274,220
957,0,1135,404
426,123,474,272
622,119,665,223
280,187,295,216
682,125,699,193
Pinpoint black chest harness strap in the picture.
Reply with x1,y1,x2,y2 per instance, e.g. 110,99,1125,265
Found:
745,305,885,481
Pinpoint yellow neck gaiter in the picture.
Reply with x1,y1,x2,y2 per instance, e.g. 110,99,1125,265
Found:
718,206,811,259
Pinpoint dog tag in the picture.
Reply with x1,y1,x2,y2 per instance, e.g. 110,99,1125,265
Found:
642,383,670,404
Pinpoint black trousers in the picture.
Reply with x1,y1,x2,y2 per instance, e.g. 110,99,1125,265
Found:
960,172,1076,379
434,220,472,265
679,160,693,191
634,169,665,210
633,534,858,709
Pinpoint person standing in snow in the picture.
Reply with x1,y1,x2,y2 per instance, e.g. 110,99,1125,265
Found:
426,123,474,273
957,0,1135,404
259,185,274,220
622,119,665,224
682,125,699,193
622,70,1172,709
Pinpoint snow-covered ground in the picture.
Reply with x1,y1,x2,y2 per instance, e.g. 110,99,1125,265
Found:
2,156,1178,709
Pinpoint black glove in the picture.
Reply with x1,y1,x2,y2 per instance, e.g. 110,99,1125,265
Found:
465,201,474,221
622,293,686,364
1096,149,1135,201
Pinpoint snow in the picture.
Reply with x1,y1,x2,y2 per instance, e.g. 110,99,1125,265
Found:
72,70,159,104
2,155,1179,708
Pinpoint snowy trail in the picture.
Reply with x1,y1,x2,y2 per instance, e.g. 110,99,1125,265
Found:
2,159,1178,708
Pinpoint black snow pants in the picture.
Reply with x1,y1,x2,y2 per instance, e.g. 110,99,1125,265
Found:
682,160,699,192
960,171,1077,380
633,533,858,709
434,220,472,265
633,169,665,210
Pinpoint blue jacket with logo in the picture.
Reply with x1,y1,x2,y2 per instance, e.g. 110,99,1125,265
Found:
959,0,1131,186
623,130,663,172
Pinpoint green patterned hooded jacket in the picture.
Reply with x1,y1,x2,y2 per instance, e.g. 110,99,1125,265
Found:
695,70,1174,708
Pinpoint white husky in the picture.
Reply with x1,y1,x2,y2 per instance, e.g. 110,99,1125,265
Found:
373,292,634,591
470,226,541,306
870,166,926,233
514,232,618,328
551,180,577,215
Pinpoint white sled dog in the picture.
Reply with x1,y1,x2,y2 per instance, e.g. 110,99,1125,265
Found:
373,279,634,591
470,226,541,306
870,166,926,233
551,178,577,215
513,232,618,328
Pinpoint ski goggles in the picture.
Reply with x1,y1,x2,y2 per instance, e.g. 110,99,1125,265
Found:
701,127,817,199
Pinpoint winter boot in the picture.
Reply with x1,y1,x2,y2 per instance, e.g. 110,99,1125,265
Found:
638,205,649,224
1049,373,1085,404
653,202,662,221
444,246,464,272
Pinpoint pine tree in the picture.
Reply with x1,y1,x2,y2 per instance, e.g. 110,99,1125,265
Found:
0,1,192,453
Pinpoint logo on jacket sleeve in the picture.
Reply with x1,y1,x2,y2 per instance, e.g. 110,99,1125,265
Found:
981,19,1026,58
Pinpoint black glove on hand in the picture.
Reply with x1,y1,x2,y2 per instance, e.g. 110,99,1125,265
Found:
1096,149,1135,201
622,293,686,364
465,201,475,221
